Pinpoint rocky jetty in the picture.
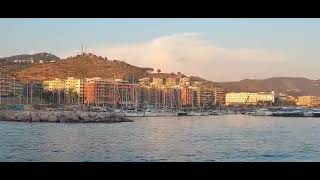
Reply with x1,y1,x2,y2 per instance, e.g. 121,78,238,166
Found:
0,110,133,123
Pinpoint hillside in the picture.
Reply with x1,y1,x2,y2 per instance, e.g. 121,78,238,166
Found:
0,53,60,76
1,53,320,97
217,77,320,96
0,52,60,63
14,54,153,81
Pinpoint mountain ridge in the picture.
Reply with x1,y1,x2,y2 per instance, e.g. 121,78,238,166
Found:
0,52,319,97
216,77,320,96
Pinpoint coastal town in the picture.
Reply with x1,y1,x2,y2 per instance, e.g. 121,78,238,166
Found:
0,52,320,119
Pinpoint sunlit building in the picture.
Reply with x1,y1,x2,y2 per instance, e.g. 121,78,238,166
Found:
199,88,214,107
43,78,65,91
138,77,151,87
212,87,226,106
225,92,275,106
0,74,13,97
297,96,320,107
151,78,164,88
83,77,138,108
179,77,191,87
65,77,82,94
165,77,179,88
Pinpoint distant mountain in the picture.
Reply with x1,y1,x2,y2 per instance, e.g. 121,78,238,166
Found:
14,53,153,81
0,52,60,63
0,53,60,76
216,77,320,96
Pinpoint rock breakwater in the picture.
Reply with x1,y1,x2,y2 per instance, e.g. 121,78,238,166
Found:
0,110,133,123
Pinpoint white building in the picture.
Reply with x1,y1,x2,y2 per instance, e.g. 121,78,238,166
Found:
226,92,275,106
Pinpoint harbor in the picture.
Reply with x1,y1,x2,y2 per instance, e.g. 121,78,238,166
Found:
1,114,320,162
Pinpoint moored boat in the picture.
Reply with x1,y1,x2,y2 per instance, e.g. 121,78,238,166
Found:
177,111,188,116
312,109,320,117
251,108,273,116
272,108,305,117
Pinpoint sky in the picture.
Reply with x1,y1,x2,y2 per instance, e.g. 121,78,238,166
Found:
1,18,320,82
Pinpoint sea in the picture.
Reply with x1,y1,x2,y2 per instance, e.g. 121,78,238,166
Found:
1,114,320,162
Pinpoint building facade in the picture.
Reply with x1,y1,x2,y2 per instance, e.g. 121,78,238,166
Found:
83,77,138,108
226,92,274,106
297,96,320,107
151,78,164,88
65,77,82,95
43,78,65,91
212,87,226,106
179,77,191,87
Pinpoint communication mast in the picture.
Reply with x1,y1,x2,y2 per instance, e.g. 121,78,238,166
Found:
81,43,84,55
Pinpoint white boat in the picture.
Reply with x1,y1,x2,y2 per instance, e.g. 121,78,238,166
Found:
208,110,221,115
251,109,273,116
124,111,144,117
304,110,314,117
142,109,156,117
187,111,208,116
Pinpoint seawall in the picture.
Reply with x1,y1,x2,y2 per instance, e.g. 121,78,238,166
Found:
0,110,133,123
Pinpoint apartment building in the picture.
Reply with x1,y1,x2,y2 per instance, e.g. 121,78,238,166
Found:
297,96,320,107
226,92,274,106
212,87,226,106
179,77,191,88
151,78,164,88
165,77,179,88
43,78,65,91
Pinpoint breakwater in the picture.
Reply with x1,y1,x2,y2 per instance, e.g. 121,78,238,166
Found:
0,110,133,123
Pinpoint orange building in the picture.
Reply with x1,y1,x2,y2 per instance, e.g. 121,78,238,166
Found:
83,77,138,108
83,78,113,106
180,87,195,107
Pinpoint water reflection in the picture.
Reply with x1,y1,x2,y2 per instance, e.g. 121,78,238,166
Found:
1,115,320,161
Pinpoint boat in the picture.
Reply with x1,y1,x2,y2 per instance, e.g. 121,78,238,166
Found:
251,108,273,116
312,109,320,117
177,111,188,116
187,111,208,116
272,108,305,117
209,110,220,115
303,110,314,117
143,109,160,117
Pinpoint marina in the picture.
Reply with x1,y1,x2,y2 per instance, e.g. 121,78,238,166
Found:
114,106,320,118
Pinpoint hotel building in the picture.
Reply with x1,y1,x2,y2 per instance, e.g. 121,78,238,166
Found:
297,96,320,107
226,92,275,106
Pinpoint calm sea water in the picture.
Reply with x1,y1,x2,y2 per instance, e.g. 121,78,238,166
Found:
1,114,320,162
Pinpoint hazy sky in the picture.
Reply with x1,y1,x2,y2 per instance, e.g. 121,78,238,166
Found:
1,18,320,82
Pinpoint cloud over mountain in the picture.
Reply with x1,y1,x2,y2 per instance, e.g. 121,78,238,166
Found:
62,33,288,81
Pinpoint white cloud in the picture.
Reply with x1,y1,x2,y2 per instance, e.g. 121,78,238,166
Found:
29,49,37,55
60,33,288,81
